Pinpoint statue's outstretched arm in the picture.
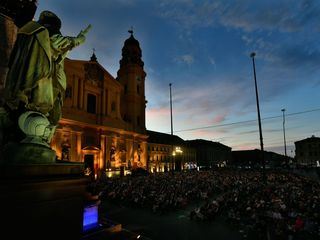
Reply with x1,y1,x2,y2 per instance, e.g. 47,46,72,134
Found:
51,24,92,53
73,24,92,47
78,24,92,37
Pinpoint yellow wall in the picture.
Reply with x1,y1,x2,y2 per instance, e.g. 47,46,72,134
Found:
51,59,148,171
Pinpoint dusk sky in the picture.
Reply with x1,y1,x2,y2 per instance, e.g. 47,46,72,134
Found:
36,0,320,156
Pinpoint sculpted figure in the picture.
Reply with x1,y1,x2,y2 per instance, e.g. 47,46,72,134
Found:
2,11,91,145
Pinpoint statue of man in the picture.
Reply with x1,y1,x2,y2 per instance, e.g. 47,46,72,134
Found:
4,10,91,125
2,10,91,144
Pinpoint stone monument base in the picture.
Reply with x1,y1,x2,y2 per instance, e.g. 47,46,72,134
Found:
1,142,56,165
0,163,87,239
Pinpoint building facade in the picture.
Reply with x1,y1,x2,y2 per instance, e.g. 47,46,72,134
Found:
51,32,148,173
147,130,197,172
231,149,289,168
186,139,231,168
295,135,320,167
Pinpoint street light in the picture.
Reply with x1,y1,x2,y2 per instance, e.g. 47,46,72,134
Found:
169,83,174,172
250,52,266,183
281,108,287,165
169,83,173,136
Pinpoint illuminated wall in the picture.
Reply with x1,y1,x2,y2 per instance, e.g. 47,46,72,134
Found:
147,143,197,172
51,56,148,171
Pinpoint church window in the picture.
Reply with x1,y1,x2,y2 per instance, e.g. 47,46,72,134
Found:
65,86,72,98
84,135,95,145
87,93,96,114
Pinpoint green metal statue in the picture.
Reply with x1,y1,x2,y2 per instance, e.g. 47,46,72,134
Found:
0,11,91,164
2,10,91,146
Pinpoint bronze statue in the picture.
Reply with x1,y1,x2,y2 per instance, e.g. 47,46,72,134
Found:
5,11,91,123
2,11,91,146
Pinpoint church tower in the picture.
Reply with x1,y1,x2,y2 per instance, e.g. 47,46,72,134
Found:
117,30,146,133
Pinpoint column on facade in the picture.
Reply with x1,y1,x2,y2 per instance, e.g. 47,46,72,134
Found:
142,141,148,169
106,90,111,116
126,138,134,169
52,129,63,159
104,89,110,115
97,92,101,115
70,131,77,161
50,131,58,155
102,88,106,116
78,78,84,109
105,135,112,169
76,132,82,162
73,75,78,108
100,135,106,169
116,92,121,118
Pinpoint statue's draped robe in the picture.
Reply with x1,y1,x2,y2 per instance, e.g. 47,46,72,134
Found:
4,21,52,114
4,21,85,125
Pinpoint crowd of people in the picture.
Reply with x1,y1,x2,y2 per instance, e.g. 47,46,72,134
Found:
189,171,320,239
99,170,230,213
95,169,320,239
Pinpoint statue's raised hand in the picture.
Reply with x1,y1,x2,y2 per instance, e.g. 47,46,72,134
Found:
75,24,91,46
80,24,92,36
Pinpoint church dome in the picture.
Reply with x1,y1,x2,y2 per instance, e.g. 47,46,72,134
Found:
124,34,140,47
120,31,144,67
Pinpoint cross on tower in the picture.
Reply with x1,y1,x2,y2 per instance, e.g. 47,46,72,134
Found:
128,26,133,35
90,47,97,62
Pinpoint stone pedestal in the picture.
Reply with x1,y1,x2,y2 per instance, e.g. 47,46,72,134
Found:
0,163,87,239
1,142,56,165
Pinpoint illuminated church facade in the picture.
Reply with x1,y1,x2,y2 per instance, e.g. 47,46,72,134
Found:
51,32,148,172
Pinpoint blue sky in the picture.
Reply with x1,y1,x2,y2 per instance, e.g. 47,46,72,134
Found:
36,0,320,156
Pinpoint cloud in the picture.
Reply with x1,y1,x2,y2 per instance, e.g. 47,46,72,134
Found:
157,0,320,83
158,0,221,29
275,44,320,70
174,54,194,65
212,112,227,124
158,0,320,33
208,56,216,67
188,129,221,139
146,106,171,132
147,106,170,116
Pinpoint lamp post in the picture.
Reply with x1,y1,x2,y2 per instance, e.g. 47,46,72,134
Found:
250,52,266,183
169,83,173,136
169,83,174,172
281,108,287,166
